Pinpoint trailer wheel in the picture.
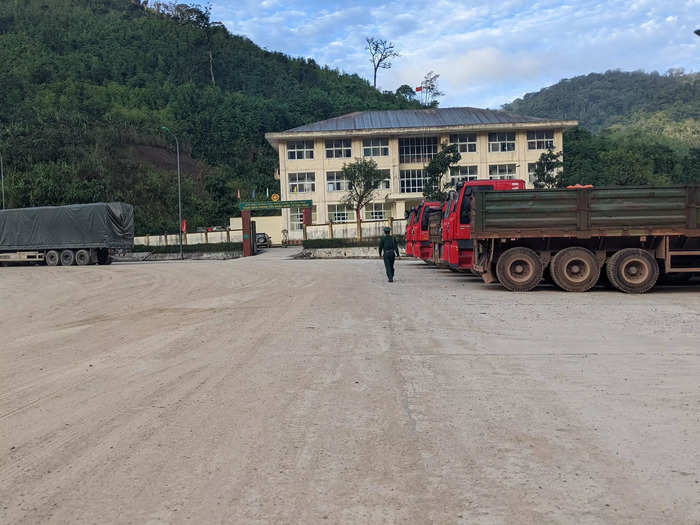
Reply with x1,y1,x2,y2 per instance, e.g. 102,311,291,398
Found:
75,249,91,266
495,247,543,292
60,249,75,267
551,247,600,292
45,250,60,266
606,248,659,294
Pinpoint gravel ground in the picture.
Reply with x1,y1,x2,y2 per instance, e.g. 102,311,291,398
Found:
1,249,699,524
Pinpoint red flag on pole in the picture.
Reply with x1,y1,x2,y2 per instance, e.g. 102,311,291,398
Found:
181,219,187,233
415,86,423,92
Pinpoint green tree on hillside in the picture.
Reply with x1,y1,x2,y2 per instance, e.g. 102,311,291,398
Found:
0,0,420,233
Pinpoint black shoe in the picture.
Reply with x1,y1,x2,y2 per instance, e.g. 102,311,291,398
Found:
388,278,393,282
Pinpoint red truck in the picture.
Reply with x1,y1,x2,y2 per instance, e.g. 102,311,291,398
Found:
411,200,442,261
444,179,526,270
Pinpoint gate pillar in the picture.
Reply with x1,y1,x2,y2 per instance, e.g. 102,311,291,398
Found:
242,209,253,257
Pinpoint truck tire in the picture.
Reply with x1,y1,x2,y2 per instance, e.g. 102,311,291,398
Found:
606,248,659,294
495,247,543,292
60,249,75,266
45,250,60,266
550,247,600,292
75,249,91,266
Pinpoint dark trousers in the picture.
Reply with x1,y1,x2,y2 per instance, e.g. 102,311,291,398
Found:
383,253,396,281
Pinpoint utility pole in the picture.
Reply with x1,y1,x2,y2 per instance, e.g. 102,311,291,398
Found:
161,126,183,260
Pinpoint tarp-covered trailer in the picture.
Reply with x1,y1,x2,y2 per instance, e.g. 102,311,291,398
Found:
471,186,700,293
0,202,134,266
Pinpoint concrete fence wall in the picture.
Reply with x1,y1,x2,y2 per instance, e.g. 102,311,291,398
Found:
134,229,243,247
288,218,407,241
135,217,408,246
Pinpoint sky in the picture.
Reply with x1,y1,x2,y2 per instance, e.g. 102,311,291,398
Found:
212,0,700,109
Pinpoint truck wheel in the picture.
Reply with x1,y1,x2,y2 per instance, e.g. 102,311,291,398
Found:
60,249,75,266
75,249,91,266
551,247,600,292
495,247,543,292
606,248,659,294
45,250,60,266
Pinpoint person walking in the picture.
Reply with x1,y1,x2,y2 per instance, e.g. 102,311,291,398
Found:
378,226,400,282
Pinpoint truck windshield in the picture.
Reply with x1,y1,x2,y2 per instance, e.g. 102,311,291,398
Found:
444,192,456,218
421,207,440,230
460,186,494,224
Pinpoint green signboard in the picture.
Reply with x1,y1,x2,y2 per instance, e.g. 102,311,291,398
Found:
239,200,312,210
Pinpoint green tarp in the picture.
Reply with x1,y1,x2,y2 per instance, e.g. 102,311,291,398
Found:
0,203,134,251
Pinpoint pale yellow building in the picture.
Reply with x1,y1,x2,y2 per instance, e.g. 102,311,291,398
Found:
265,107,577,234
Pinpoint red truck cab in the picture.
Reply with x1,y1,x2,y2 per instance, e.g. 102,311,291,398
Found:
415,201,442,260
446,179,525,270
405,207,417,256
440,191,458,264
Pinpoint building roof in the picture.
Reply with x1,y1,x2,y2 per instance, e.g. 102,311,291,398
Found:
285,107,549,133
264,106,578,148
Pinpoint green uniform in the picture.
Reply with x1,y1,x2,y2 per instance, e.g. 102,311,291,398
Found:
378,234,400,282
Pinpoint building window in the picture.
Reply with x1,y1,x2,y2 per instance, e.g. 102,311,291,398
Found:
290,206,317,231
325,139,351,158
399,136,438,163
400,169,426,193
528,162,537,183
328,204,355,223
365,202,390,220
374,169,391,190
489,164,516,179
327,171,349,192
450,165,478,185
449,133,477,153
288,172,315,193
527,130,554,150
287,141,314,160
363,138,389,157
488,132,515,152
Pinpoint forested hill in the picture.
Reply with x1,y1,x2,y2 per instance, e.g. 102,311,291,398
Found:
0,0,419,233
502,70,700,139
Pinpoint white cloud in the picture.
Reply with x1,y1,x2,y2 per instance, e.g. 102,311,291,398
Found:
212,0,700,108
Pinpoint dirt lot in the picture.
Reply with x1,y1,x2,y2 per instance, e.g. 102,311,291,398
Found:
1,249,699,524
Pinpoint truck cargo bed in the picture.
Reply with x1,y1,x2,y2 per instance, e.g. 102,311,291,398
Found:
471,186,700,239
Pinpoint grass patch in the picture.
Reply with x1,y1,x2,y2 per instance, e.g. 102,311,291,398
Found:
303,236,405,249
132,242,243,254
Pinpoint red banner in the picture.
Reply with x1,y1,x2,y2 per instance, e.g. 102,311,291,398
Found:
181,219,187,233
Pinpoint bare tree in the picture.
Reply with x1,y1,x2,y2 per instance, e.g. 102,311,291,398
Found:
421,71,444,106
341,158,385,240
366,37,399,89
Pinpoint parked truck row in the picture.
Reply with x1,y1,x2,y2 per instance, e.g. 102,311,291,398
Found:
406,184,700,293
0,203,134,266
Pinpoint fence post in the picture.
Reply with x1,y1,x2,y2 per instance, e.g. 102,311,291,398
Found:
303,223,308,241
146,234,150,247
329,221,333,239
164,233,168,247
184,232,187,245
388,216,393,232
205,230,209,244
226,228,230,243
